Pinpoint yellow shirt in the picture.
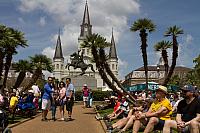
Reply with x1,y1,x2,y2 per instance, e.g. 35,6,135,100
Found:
150,98,172,120
10,96,18,107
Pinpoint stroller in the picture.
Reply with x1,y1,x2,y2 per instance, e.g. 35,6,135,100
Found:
0,97,11,133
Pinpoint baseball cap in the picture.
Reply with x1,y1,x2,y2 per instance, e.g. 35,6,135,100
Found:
83,84,87,86
181,85,195,92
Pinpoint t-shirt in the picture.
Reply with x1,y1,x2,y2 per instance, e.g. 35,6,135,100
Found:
119,101,129,113
177,97,200,122
114,101,121,112
150,98,172,120
10,96,18,107
59,87,66,99
82,87,89,97
42,83,53,100
66,83,74,97
32,85,40,95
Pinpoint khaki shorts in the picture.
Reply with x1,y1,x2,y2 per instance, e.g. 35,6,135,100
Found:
42,99,51,110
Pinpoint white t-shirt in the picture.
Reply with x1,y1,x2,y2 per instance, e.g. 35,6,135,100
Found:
59,87,66,101
32,85,40,95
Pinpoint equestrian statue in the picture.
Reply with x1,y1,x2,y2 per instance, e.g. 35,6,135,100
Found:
66,50,95,75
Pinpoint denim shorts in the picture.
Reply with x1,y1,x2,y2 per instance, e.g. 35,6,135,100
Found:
154,119,165,130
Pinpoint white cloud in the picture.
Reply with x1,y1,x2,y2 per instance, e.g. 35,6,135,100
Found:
185,34,193,44
118,58,128,79
38,16,46,27
41,46,55,59
18,0,140,77
18,0,140,54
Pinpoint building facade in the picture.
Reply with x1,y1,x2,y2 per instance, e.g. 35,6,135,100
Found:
52,2,118,90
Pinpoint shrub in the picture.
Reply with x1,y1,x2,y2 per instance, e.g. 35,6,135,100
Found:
75,90,111,101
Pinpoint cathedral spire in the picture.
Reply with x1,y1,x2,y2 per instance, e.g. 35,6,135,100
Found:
109,28,118,60
80,1,92,37
53,29,64,60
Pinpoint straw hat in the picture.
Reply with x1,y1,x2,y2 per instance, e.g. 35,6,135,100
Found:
157,85,168,94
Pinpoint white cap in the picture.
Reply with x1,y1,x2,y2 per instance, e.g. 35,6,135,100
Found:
84,84,87,86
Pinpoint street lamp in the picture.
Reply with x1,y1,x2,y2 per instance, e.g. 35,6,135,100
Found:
156,64,160,83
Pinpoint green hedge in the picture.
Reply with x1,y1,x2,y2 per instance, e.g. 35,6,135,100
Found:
75,90,111,101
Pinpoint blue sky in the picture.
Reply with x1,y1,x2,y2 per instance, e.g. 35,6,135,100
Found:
0,0,199,79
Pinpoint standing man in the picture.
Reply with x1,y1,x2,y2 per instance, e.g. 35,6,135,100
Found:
65,78,75,120
41,77,53,121
163,85,200,133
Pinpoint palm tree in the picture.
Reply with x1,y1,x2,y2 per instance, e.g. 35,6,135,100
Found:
13,60,33,89
82,34,136,102
163,26,183,86
130,18,156,90
22,54,53,92
0,25,12,82
2,27,27,90
154,40,172,79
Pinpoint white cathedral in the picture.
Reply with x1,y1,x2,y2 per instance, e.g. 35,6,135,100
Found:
52,2,118,90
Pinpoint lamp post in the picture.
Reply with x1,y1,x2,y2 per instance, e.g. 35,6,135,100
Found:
156,64,160,84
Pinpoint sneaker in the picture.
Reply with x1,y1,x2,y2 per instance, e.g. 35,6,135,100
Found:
95,115,101,120
41,118,48,121
61,118,65,121
68,116,72,120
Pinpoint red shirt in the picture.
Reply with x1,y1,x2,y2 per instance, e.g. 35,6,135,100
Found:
114,101,120,112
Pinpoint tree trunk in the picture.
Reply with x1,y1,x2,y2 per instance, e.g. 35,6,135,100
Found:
0,48,5,78
163,36,178,86
22,69,42,92
0,48,5,93
99,48,136,102
13,71,26,89
140,30,148,91
91,46,123,96
162,50,169,80
3,53,13,90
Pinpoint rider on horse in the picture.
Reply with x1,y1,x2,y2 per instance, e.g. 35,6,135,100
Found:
71,50,84,69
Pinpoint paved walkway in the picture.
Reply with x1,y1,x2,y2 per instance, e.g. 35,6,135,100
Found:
11,104,105,133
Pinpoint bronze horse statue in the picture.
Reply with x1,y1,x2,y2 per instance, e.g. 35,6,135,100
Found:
66,52,95,75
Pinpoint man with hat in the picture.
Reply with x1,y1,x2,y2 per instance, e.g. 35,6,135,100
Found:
132,85,172,133
163,85,200,133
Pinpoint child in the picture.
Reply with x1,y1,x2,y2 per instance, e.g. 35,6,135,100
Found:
9,92,18,122
33,94,39,111
51,91,59,121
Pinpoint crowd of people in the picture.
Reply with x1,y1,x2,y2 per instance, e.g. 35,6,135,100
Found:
96,85,200,133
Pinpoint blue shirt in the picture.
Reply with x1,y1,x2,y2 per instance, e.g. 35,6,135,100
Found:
42,83,53,100
66,83,74,97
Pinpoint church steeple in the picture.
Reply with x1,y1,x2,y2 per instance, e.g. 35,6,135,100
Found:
53,29,64,60
109,28,118,60
80,0,92,38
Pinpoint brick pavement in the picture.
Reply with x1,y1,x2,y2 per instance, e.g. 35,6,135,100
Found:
11,104,105,133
